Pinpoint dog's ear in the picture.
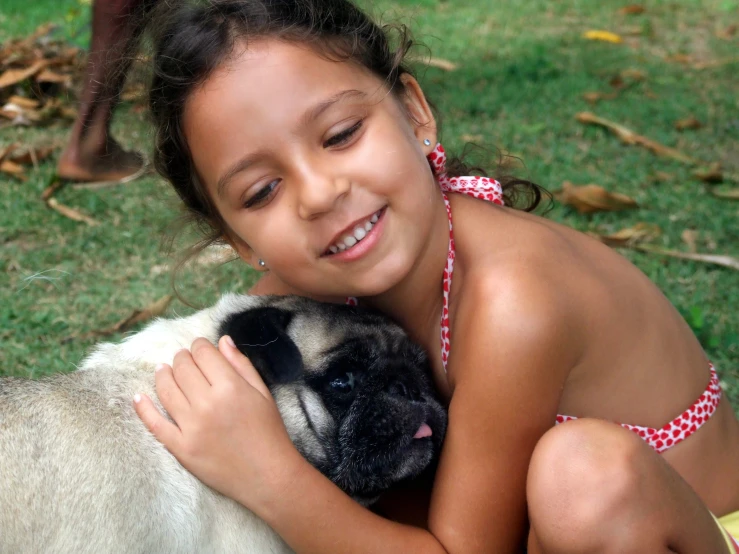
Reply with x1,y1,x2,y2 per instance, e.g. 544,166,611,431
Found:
219,307,303,385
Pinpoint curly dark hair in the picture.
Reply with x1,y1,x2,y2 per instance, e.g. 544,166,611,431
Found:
148,0,547,267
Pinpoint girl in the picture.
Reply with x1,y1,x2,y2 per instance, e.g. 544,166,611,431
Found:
133,0,739,552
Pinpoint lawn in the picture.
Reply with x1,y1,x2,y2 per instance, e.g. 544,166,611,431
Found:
1,0,738,405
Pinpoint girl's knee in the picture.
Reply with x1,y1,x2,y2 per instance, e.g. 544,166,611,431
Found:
527,419,651,552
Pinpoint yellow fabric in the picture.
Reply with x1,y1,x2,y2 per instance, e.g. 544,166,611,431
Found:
714,511,739,553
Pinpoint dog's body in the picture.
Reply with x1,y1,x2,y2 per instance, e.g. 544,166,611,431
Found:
0,295,446,554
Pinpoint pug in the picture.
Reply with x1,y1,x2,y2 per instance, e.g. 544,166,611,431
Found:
0,294,447,554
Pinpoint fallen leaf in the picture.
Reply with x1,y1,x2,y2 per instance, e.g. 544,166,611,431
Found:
619,5,646,15
555,181,638,213
0,143,18,163
45,197,99,226
424,57,458,71
576,112,699,164
715,24,737,40
41,177,65,200
693,56,739,70
94,295,174,336
35,68,71,85
620,68,647,81
8,95,40,109
674,116,702,131
1,159,26,180
693,163,724,184
632,245,739,271
651,171,674,182
9,144,57,166
666,54,692,64
0,60,48,89
593,222,661,246
708,187,739,200
583,91,618,104
681,229,699,253
460,134,483,142
583,30,623,43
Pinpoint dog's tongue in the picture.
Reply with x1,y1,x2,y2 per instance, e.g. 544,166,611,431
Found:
413,423,433,439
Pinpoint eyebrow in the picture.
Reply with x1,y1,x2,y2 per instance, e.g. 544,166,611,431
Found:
216,89,368,198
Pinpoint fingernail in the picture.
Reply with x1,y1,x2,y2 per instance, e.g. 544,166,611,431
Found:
225,335,236,349
133,393,141,403
155,363,166,372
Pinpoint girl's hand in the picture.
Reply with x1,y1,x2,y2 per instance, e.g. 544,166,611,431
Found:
133,335,305,512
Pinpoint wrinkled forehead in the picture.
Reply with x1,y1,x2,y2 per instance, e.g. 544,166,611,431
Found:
286,310,406,375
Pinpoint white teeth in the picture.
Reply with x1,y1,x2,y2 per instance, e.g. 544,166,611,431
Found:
327,210,382,254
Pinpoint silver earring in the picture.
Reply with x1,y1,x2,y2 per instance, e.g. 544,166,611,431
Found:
258,259,266,268
423,139,431,146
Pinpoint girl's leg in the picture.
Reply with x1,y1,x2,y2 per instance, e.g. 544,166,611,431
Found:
526,419,730,554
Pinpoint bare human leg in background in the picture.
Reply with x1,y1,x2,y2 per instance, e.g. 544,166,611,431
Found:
57,0,158,182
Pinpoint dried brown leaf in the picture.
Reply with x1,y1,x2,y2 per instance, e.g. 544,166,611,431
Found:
95,295,174,336
681,230,699,253
35,68,71,85
693,163,724,184
0,143,17,164
576,112,699,165
555,181,639,214
9,145,57,165
0,60,48,89
708,187,739,200
632,245,739,271
619,5,646,15
425,57,458,71
715,25,737,40
666,54,692,64
8,96,40,109
1,159,26,180
651,171,674,182
46,198,99,226
693,56,739,70
583,91,618,104
674,116,702,131
594,223,661,246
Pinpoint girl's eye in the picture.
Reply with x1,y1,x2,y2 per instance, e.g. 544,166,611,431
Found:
323,120,363,148
244,179,280,208
329,371,355,393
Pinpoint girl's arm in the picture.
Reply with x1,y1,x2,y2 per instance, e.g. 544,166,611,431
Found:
135,271,579,553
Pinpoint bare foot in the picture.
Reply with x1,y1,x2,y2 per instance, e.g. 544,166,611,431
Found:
57,138,145,183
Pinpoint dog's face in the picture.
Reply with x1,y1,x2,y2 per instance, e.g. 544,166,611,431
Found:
219,297,447,504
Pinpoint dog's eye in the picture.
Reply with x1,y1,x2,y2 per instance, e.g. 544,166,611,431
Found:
329,372,355,393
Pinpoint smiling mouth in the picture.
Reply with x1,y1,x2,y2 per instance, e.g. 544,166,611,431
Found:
323,208,385,256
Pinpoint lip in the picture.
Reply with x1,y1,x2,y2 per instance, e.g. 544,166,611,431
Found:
322,207,386,262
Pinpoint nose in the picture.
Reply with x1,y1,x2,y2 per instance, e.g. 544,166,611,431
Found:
385,380,424,403
295,165,350,220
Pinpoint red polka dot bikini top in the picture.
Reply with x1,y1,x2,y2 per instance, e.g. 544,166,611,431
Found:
350,143,722,454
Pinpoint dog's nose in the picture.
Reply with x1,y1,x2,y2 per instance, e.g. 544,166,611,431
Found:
386,381,423,402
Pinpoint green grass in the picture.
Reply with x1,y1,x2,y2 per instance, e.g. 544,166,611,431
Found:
1,1,738,402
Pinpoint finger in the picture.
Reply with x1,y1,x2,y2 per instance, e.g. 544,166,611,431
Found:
155,362,191,420
133,392,182,450
171,347,212,398
189,337,243,386
219,335,272,399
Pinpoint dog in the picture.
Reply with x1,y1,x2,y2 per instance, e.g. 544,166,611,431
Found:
0,294,447,554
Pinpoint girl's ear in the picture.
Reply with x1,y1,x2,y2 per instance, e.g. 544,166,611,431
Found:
223,234,268,272
399,74,438,155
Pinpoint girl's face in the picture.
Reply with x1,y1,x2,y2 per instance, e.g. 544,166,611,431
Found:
183,39,440,298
